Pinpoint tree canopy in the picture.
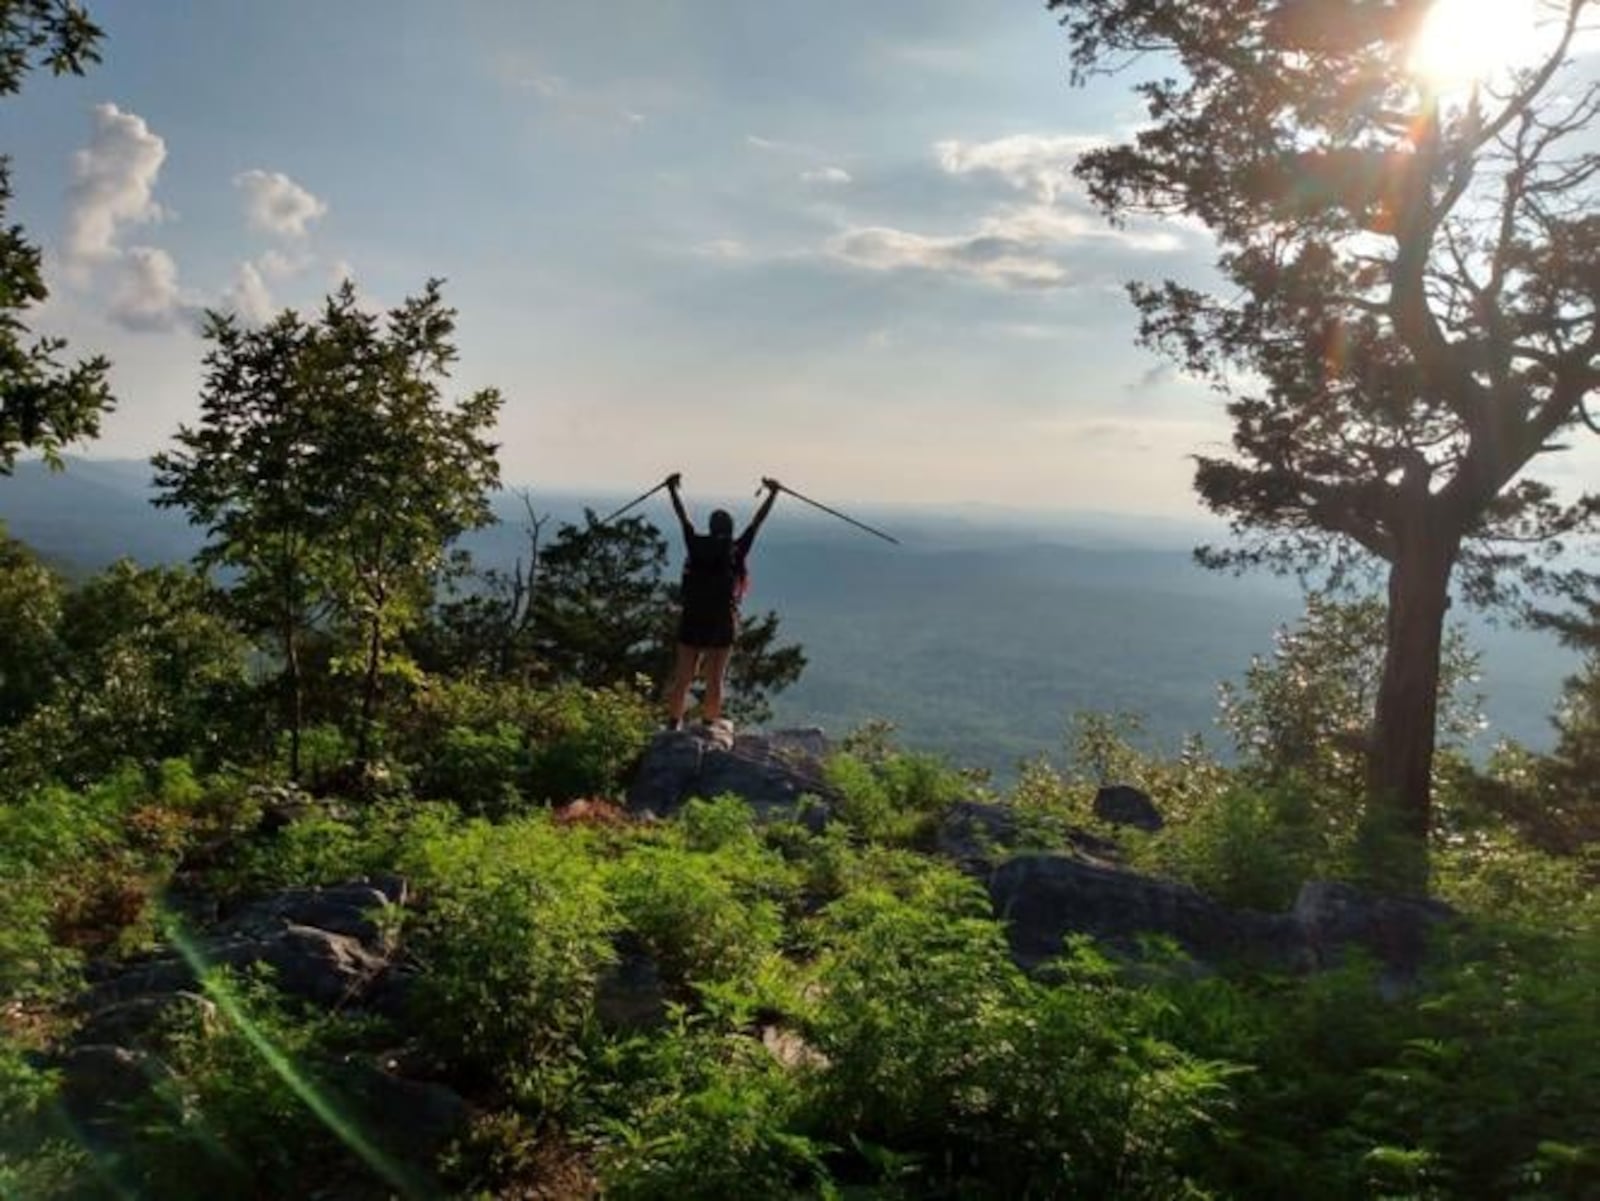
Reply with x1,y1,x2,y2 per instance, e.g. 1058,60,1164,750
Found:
1051,0,1599,884
0,0,113,474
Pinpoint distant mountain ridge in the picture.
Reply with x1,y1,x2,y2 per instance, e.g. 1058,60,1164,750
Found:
0,458,1573,775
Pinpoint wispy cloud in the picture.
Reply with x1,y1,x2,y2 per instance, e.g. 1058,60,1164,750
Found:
828,224,1070,288
801,166,853,185
825,133,1187,290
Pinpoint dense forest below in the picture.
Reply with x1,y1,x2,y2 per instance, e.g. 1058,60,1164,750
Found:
0,458,1576,777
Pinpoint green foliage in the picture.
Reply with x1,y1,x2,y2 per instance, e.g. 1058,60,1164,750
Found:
121,966,435,1200
1220,594,1483,802
0,761,249,1005
397,815,618,1086
522,682,655,803
1141,781,1344,911
596,1020,831,1200
824,749,966,844
0,529,62,724
0,559,255,788
609,799,794,994
402,678,654,808
153,280,502,772
808,868,1229,1196
0,2,113,475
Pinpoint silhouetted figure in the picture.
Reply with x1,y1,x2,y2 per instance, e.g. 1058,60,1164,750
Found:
665,473,780,728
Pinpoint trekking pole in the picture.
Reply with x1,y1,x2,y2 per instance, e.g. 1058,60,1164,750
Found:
600,479,669,525
759,481,900,545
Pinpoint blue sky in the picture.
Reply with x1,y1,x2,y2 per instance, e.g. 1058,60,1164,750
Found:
5,1,1592,517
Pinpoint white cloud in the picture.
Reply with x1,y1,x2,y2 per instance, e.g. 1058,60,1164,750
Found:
801,166,852,185
223,260,275,325
235,169,328,238
64,103,167,271
824,134,1186,290
693,238,748,260
934,133,1102,203
108,246,196,332
828,225,1069,289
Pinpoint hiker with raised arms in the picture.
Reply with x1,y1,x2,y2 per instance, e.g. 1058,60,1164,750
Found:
663,472,781,730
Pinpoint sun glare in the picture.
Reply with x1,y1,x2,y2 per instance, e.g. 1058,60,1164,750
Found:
1409,0,1547,91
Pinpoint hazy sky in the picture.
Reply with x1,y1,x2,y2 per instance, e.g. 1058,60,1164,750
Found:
3,1,1595,516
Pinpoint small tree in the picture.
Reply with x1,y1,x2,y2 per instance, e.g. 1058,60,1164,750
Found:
155,281,501,772
0,526,62,722
0,1,112,474
1052,0,1599,885
530,511,806,723
1531,584,1600,847
531,512,670,688
154,311,330,778
309,282,501,761
1220,594,1482,802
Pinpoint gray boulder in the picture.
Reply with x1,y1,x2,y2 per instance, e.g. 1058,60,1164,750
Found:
936,800,1021,865
1292,880,1456,992
989,853,1296,970
333,1058,472,1159
627,726,838,822
222,879,405,947
987,853,1455,985
1093,784,1163,832
87,924,390,1011
57,1045,173,1129
74,990,217,1050
83,878,409,1013
595,939,667,1031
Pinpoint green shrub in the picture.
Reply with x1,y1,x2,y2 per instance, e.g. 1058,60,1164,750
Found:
1140,780,1340,910
825,750,966,844
122,966,434,1200
399,816,617,1090
522,683,654,803
806,864,1230,1195
604,831,787,991
596,1020,831,1200
415,721,525,814
0,760,253,1003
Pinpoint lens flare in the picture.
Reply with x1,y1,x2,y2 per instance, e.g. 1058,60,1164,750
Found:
1409,0,1548,91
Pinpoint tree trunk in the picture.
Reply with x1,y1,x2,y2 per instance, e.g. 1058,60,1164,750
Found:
356,608,382,766
1365,524,1459,892
284,620,303,782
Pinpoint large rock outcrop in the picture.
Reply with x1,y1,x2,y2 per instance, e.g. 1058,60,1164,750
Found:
987,852,1455,986
627,725,838,823
59,876,468,1150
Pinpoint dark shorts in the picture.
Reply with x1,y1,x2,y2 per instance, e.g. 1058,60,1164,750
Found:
678,603,736,649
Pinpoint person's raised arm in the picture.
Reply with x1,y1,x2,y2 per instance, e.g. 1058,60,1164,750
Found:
739,477,781,550
666,472,694,543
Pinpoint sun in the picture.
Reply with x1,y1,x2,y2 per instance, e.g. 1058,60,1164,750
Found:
1408,0,1548,91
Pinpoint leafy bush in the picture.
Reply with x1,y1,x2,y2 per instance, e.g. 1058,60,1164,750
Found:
398,816,617,1090
806,864,1230,1195
595,1020,831,1200
825,749,966,844
608,799,797,997
522,682,654,803
397,678,652,807
415,720,525,814
1139,780,1342,910
0,761,252,1004
122,967,434,1200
